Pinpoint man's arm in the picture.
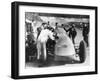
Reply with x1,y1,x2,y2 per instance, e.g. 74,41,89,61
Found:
63,27,71,32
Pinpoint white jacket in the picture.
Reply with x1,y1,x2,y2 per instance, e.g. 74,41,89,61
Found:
38,29,54,43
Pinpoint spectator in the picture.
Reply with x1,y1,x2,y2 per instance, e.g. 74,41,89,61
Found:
82,23,89,47
63,24,77,44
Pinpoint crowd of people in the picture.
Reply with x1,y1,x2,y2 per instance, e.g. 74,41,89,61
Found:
25,21,89,63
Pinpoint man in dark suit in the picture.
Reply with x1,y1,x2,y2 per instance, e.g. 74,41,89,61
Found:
82,23,89,47
63,24,77,44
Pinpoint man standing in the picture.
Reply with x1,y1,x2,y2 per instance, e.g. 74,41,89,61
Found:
37,23,55,61
82,23,89,47
63,24,77,44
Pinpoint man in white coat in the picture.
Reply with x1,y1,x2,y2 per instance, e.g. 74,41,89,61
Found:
37,23,55,61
